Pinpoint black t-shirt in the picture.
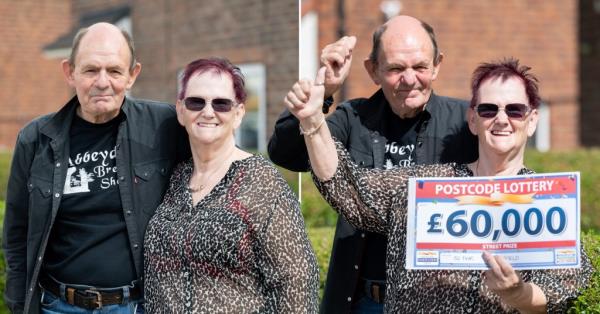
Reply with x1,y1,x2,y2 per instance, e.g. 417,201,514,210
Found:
361,107,422,281
44,112,136,286
383,111,420,169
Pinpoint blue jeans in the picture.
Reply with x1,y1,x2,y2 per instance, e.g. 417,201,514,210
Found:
350,296,384,314
40,290,143,314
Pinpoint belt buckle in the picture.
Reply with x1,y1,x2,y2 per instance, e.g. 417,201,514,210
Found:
84,289,103,309
371,284,381,303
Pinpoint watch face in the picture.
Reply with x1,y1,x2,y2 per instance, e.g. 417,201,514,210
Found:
322,97,334,114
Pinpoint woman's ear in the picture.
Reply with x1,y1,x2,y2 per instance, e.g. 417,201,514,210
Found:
527,108,539,137
233,103,246,130
175,99,185,126
467,107,478,136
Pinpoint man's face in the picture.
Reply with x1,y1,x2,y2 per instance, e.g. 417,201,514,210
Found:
365,30,441,118
62,30,140,123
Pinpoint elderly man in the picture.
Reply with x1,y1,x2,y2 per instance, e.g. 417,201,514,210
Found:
268,15,478,313
3,23,189,313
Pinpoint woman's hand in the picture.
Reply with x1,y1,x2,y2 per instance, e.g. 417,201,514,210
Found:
482,251,547,313
482,251,523,295
285,67,337,180
284,67,327,130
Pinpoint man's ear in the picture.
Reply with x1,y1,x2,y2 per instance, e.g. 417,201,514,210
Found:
432,52,444,81
363,58,381,85
61,60,75,87
126,62,142,89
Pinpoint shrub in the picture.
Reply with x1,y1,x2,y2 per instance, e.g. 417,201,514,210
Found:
307,224,600,313
0,151,10,202
0,201,6,314
525,149,600,230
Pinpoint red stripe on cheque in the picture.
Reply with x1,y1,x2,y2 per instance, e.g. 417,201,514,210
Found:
416,240,576,250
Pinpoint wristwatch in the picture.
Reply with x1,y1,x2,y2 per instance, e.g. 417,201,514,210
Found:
322,96,334,114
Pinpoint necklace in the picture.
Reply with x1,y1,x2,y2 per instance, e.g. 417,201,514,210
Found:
187,155,232,193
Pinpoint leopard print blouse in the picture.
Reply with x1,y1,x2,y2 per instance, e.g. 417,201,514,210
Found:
313,141,592,314
144,155,319,313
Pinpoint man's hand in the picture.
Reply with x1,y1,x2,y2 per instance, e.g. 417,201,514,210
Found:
320,36,357,98
284,67,327,128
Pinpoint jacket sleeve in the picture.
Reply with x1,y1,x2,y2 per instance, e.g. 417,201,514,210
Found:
3,131,34,314
267,109,310,172
268,103,351,172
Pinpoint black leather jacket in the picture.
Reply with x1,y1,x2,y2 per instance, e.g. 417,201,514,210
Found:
3,96,189,313
268,90,478,313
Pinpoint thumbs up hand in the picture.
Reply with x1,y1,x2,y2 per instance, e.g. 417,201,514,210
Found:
284,67,327,126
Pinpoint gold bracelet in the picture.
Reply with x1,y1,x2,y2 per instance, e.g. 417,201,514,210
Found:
299,118,326,137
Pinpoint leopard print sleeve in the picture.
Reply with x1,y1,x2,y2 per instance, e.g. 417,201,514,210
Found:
252,161,319,313
521,247,593,313
312,140,416,234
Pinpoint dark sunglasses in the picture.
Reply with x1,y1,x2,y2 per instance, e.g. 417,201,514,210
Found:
475,103,531,119
183,97,235,112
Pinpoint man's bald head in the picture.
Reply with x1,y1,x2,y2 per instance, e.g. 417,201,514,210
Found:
369,15,440,66
68,22,137,71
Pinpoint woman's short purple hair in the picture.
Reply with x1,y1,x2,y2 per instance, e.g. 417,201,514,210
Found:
178,57,247,103
470,57,541,109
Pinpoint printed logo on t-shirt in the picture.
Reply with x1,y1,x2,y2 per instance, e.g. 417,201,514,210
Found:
384,141,415,169
63,146,118,195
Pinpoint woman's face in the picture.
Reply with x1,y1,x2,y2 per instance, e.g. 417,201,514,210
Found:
176,70,244,146
468,76,538,157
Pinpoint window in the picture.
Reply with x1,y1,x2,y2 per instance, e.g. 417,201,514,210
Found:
236,63,267,152
527,102,550,151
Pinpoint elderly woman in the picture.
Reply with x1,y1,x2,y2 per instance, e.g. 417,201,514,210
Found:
287,59,592,313
143,58,318,313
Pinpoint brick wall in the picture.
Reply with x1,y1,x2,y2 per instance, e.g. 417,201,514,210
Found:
0,0,297,150
0,1,72,149
313,0,580,150
73,0,130,14
132,0,299,144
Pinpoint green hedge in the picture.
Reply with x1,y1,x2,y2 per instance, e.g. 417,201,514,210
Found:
525,149,600,230
306,222,600,313
0,200,597,312
0,151,10,202
0,201,7,314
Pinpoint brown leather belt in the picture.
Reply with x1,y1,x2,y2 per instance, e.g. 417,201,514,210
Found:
39,275,141,310
358,278,386,304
